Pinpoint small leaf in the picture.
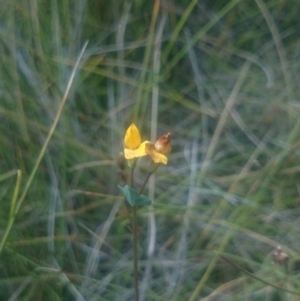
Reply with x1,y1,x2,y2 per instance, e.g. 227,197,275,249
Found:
118,185,151,207
135,194,151,206
118,185,139,206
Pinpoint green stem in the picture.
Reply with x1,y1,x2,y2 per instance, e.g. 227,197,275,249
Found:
139,171,153,195
130,167,139,301
130,167,134,188
130,165,158,301
0,169,22,255
132,205,139,301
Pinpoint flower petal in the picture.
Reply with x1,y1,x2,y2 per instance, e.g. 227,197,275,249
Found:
124,141,149,159
146,143,168,164
124,123,141,150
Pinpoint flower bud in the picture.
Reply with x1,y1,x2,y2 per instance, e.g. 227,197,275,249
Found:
117,152,126,171
154,133,171,155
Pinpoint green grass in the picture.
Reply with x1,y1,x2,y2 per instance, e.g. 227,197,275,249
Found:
1,0,300,300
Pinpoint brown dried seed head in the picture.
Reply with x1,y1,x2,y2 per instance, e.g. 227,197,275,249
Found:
272,246,289,265
154,133,171,155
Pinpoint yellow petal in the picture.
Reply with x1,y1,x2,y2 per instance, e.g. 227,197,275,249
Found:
124,141,149,159
124,123,141,150
146,143,168,164
151,152,168,164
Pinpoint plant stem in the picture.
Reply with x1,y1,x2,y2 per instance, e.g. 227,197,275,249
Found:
130,165,158,301
130,167,139,301
139,172,152,195
132,205,139,301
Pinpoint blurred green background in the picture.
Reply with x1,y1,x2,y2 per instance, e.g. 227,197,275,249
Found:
1,0,300,300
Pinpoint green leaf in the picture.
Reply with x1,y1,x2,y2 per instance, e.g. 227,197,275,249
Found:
136,194,151,206
118,185,139,206
118,185,151,207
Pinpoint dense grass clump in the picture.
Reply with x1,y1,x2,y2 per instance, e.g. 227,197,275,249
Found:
1,1,300,300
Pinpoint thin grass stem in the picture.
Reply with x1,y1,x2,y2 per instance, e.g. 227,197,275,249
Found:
0,41,88,256
0,170,22,254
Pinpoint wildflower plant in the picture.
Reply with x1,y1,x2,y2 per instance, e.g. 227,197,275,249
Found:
118,123,171,301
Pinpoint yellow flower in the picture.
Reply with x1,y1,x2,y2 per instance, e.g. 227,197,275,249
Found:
146,133,171,165
124,123,148,160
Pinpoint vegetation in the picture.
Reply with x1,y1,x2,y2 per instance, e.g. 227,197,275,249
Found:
1,0,300,300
